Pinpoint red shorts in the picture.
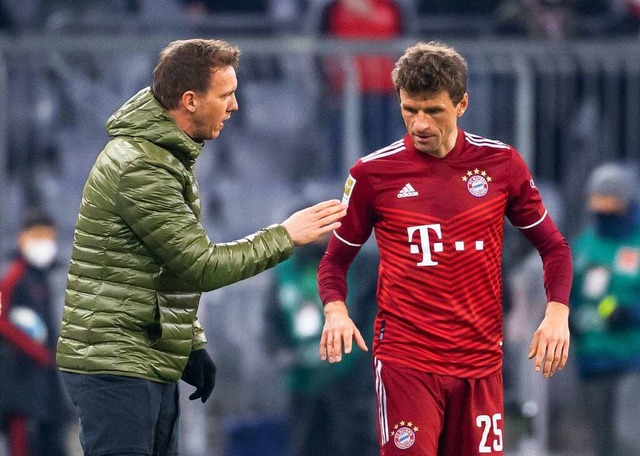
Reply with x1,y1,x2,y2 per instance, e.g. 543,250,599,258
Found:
374,358,504,455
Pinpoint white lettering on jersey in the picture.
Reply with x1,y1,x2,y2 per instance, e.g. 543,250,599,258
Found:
408,224,442,266
408,223,485,267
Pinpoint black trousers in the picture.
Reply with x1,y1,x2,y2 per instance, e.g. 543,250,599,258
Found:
61,372,180,456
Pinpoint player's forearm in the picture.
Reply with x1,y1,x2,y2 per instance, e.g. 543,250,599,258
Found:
521,216,573,305
541,241,572,305
318,259,348,304
317,235,359,305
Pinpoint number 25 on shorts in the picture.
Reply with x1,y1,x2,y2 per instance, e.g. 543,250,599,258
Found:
476,413,503,453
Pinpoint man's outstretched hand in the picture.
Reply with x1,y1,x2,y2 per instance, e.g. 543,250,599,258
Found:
282,200,347,246
181,349,216,403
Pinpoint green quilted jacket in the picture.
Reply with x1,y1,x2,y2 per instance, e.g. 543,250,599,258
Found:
56,87,294,383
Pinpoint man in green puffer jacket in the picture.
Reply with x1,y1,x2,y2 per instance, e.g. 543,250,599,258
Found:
56,38,346,456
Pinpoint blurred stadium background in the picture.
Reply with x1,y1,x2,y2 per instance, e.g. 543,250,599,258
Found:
0,0,638,455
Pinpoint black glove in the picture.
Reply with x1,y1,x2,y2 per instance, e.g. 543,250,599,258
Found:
181,349,216,403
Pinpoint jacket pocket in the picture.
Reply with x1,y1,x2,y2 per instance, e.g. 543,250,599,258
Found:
149,291,199,356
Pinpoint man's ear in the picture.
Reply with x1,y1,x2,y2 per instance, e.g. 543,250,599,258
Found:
457,93,469,117
181,91,197,113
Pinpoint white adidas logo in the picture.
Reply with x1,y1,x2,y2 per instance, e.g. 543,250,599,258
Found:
397,183,419,198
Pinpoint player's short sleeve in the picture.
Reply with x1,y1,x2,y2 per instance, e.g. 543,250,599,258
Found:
334,160,375,247
505,149,547,229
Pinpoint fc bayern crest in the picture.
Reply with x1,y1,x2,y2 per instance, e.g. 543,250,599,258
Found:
394,426,416,449
462,169,492,197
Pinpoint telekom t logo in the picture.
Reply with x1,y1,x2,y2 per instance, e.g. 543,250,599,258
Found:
407,224,484,266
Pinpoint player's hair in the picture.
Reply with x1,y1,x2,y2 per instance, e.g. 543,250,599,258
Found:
152,38,241,110
392,41,467,104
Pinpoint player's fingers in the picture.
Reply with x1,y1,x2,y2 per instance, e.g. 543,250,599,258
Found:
542,339,558,377
343,328,354,354
552,341,569,374
319,330,328,361
534,337,547,373
325,329,336,361
558,338,570,371
328,329,344,363
553,336,570,374
354,327,369,352
528,332,540,360
547,342,562,377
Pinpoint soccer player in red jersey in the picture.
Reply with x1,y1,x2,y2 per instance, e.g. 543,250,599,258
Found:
317,41,572,455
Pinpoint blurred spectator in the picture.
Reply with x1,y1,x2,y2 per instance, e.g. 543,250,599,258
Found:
570,162,640,456
574,0,639,36
494,0,576,38
0,1,14,31
265,233,379,456
0,210,70,456
182,0,268,14
493,0,535,36
620,0,640,33
529,0,576,38
3,1,65,209
495,0,640,38
0,0,48,31
180,0,290,35
6,59,63,208
317,0,405,171
418,0,501,13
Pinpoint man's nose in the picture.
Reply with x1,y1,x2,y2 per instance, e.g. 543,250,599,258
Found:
413,113,431,131
229,94,239,112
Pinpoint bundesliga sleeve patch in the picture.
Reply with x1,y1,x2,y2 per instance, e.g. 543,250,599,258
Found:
342,174,356,205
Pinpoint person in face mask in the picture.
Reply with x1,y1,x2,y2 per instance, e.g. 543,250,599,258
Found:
570,162,640,456
0,210,70,456
588,163,639,239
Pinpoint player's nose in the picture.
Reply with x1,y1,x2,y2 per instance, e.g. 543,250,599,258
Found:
413,114,431,131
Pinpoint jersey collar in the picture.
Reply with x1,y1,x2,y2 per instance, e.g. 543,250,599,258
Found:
403,128,465,163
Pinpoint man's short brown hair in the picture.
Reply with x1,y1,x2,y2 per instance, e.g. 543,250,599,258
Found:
152,38,241,110
392,41,467,104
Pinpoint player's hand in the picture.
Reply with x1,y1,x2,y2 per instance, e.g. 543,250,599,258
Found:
528,301,570,378
282,200,347,246
319,300,368,363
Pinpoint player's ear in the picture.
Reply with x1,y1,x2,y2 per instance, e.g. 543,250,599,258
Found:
457,93,469,117
181,91,197,113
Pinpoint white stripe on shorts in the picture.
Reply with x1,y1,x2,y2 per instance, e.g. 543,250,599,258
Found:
375,357,389,446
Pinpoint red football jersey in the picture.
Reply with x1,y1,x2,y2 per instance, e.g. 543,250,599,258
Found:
327,130,548,378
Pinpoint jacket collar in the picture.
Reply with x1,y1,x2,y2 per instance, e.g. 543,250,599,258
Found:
106,87,203,168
